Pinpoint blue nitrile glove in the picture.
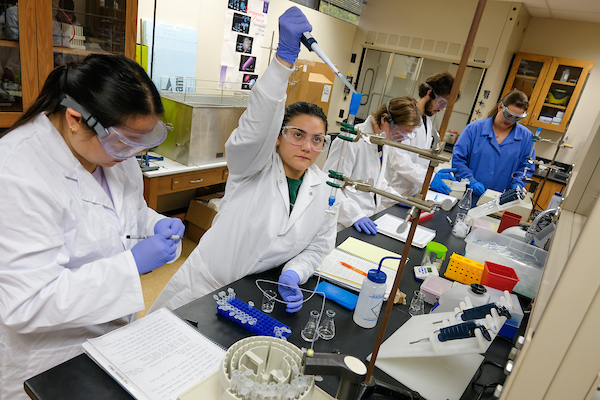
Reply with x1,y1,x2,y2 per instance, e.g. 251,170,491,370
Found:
131,233,177,275
511,182,523,191
154,218,185,244
430,173,453,195
470,181,486,196
278,270,303,313
277,6,312,64
353,216,378,235
436,168,457,182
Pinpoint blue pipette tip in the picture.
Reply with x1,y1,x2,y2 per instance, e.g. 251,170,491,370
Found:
328,196,335,207
349,92,362,115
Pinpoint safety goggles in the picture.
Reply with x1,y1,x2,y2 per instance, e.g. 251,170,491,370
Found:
60,95,167,159
501,103,527,123
425,83,448,109
389,125,416,142
281,126,330,152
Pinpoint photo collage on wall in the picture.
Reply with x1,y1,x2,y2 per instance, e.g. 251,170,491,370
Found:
221,0,269,90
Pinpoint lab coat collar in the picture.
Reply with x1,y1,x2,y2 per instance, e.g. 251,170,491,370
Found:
34,114,118,211
482,117,523,153
275,155,320,234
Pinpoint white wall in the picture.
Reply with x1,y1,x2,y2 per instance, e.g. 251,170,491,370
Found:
137,0,357,132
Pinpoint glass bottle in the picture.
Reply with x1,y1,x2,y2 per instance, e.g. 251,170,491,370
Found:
458,187,473,210
317,309,336,340
301,310,320,342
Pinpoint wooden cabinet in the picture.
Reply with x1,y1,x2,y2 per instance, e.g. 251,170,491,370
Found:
527,176,564,210
143,166,229,211
501,52,594,133
0,0,137,128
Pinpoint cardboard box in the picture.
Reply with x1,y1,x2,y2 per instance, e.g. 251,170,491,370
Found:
286,59,336,116
185,193,222,243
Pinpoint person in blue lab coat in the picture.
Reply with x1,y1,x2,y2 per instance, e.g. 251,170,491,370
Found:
452,90,535,197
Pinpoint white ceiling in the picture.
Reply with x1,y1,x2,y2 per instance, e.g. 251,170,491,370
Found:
495,0,600,24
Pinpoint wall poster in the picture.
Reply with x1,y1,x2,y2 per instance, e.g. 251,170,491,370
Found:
221,0,269,90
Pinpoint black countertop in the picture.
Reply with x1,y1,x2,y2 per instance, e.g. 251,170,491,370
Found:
24,205,524,400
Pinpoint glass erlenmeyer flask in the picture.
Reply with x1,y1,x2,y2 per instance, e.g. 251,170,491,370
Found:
458,187,473,210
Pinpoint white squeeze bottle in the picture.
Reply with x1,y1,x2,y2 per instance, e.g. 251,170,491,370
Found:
353,268,387,328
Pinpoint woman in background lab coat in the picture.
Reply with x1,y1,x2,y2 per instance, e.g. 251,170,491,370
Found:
0,54,183,400
150,7,336,314
323,97,422,234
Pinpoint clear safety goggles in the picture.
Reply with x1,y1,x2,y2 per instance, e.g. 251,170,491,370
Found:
281,126,330,152
501,103,527,123
60,95,167,159
389,125,416,142
425,83,448,109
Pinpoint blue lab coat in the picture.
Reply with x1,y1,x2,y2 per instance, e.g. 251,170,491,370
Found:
452,118,535,193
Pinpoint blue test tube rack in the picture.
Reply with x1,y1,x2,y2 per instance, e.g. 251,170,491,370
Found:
216,297,292,340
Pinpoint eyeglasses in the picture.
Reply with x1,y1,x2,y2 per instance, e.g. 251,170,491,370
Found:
60,95,167,159
501,103,527,123
280,126,329,152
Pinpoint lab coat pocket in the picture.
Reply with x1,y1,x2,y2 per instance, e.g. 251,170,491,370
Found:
26,342,83,381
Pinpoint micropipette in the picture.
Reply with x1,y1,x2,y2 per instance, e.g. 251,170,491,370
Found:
301,32,355,93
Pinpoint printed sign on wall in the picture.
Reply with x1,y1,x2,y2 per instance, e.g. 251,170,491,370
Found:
221,0,269,90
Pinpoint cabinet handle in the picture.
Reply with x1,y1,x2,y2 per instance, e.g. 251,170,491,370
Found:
189,179,204,184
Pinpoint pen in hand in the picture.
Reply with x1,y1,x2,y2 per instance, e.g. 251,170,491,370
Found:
126,235,182,240
340,261,368,276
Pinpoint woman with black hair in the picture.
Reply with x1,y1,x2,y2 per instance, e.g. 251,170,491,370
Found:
0,54,184,399
150,7,337,315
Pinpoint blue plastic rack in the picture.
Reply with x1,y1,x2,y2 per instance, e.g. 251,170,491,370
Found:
216,297,292,339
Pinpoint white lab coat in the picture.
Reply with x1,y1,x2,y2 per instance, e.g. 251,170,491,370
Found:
150,58,337,312
323,115,401,231
385,114,434,197
0,114,164,400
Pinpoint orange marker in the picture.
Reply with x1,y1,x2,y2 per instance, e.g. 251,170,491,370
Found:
340,261,367,276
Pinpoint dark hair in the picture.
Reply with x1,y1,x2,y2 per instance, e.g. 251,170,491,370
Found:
418,72,457,99
488,90,529,118
282,101,328,132
372,96,421,129
8,54,163,134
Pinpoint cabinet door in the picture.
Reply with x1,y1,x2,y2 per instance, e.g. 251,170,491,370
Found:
501,53,552,126
0,1,39,128
529,57,594,132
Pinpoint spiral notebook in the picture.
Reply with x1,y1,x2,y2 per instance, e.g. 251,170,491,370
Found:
316,237,404,299
82,308,225,400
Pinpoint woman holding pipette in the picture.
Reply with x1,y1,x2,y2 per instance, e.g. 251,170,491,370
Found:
323,97,422,234
0,54,184,400
150,7,336,314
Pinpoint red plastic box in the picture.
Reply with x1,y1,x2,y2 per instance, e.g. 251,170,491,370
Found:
481,261,519,292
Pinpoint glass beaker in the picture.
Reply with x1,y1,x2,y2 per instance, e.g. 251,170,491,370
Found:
458,187,473,210
452,213,473,239
301,310,320,342
261,289,276,314
317,309,336,340
408,291,425,316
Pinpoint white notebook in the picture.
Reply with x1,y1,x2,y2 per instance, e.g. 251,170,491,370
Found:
82,308,225,400
316,237,404,299
374,213,436,249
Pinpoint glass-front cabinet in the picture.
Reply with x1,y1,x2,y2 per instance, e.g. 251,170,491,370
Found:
0,0,137,129
501,52,594,133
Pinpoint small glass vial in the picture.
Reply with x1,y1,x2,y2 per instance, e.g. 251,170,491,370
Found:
458,187,473,210
317,309,336,340
301,310,320,342
353,269,387,328
408,290,425,316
